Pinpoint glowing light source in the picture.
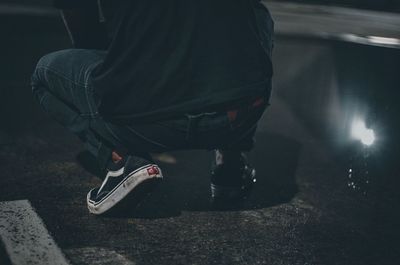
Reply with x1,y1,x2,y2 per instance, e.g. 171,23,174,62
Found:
351,120,375,146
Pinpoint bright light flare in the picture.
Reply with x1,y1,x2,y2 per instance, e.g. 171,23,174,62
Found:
351,120,375,146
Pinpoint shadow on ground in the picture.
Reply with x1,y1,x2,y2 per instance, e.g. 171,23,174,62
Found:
112,132,301,219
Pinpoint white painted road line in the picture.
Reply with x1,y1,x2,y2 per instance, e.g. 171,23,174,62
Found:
0,200,70,265
65,248,135,265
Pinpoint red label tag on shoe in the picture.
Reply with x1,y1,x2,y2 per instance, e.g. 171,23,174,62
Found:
147,166,160,176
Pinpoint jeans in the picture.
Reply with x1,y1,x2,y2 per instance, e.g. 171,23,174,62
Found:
31,49,267,171
31,3,273,172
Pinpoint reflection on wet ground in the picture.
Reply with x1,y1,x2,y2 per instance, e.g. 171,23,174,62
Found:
347,148,374,195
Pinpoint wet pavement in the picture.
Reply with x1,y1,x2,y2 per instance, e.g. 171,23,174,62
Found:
1,2,400,265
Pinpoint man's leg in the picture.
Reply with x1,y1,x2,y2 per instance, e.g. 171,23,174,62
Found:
32,49,162,215
31,49,113,170
209,102,266,206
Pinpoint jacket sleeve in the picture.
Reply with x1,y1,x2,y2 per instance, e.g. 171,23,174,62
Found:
53,0,97,9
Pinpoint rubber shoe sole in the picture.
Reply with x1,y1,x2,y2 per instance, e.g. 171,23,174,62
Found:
87,164,162,215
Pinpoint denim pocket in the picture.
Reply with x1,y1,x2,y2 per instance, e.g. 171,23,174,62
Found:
192,112,231,133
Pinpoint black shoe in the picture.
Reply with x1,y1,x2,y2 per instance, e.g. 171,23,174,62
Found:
87,155,163,215
210,156,256,206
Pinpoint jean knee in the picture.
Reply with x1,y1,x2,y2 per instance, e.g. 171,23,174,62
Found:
31,53,52,91
31,50,72,94
38,49,76,68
